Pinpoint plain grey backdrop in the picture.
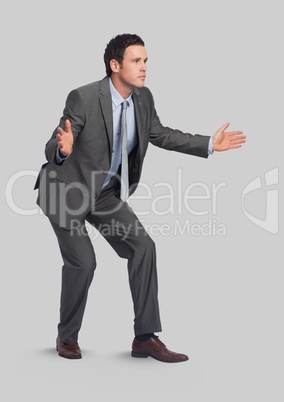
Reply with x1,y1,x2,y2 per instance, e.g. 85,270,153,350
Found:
1,0,283,401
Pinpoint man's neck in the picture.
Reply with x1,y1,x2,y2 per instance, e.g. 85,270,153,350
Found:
110,76,133,99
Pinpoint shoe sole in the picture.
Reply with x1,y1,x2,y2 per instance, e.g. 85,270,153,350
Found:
131,351,149,358
131,351,188,363
58,352,82,359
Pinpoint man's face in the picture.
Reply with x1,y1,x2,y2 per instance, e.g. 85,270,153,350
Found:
114,45,148,89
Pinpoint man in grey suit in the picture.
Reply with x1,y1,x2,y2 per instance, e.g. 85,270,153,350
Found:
35,33,245,362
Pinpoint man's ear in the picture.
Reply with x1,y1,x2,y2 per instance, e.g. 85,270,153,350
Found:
110,59,120,73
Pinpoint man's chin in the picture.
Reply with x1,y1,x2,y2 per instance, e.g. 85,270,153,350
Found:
135,81,145,88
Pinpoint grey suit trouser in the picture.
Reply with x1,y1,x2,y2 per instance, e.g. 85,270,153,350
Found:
49,181,162,344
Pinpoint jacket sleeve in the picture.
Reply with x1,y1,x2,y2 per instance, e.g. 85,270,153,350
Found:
147,90,210,158
45,89,85,163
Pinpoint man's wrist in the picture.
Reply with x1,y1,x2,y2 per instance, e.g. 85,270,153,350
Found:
59,148,69,158
56,146,72,163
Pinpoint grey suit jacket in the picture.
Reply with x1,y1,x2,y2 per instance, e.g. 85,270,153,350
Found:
35,76,210,228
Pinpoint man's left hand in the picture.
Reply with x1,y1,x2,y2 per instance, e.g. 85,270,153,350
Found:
212,122,246,152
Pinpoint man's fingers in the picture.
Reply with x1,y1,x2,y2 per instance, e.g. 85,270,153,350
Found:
56,134,63,147
230,133,246,141
230,134,246,148
65,119,72,134
57,120,72,136
228,131,244,136
57,127,64,136
231,139,246,146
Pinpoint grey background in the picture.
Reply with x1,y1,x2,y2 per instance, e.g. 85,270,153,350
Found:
1,0,283,401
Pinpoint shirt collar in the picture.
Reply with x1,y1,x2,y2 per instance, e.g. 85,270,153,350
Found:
109,77,132,107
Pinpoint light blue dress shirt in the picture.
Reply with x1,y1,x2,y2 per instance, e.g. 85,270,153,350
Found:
102,78,138,188
208,137,213,154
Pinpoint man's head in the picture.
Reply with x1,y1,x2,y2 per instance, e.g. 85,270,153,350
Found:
104,34,145,77
104,34,148,97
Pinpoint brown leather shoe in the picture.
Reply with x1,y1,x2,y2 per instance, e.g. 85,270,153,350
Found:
56,337,82,359
131,336,188,363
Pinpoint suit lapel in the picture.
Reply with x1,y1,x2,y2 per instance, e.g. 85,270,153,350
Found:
99,77,113,159
133,88,145,159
